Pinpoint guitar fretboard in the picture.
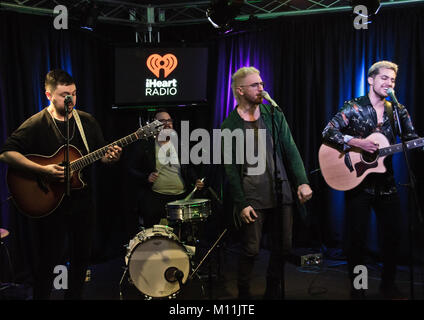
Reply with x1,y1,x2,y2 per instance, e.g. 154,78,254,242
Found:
379,137,424,157
70,120,162,171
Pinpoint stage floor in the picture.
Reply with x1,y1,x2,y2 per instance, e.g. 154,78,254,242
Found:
1,241,423,302
51,243,424,301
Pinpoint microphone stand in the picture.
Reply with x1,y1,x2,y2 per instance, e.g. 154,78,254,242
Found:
64,97,72,197
270,103,285,300
392,100,423,300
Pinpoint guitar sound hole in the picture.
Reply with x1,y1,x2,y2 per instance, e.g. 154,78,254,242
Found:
361,151,378,164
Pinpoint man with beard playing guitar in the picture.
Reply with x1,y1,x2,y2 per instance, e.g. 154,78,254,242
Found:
0,69,122,299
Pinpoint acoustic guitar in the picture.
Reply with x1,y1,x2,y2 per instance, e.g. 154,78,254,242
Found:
6,120,163,218
318,132,424,191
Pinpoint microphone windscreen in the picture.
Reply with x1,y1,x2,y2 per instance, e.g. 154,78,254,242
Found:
261,91,270,99
64,95,73,104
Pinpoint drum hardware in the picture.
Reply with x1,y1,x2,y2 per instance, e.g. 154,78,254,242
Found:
168,218,205,246
184,245,196,257
119,267,128,301
189,228,227,280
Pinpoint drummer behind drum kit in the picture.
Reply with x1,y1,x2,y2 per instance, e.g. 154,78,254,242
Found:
123,181,225,300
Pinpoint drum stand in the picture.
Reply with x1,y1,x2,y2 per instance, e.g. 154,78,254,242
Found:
188,228,227,299
118,267,128,301
189,229,227,279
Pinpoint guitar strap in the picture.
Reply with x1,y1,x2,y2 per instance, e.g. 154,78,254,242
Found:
73,109,90,154
384,100,397,139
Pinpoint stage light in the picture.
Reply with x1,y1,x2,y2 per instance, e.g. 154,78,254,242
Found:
206,0,244,32
80,1,100,31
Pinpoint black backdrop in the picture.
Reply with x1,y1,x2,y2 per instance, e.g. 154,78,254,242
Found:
1,4,424,284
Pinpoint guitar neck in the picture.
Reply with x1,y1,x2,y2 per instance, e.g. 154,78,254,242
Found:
69,120,162,171
70,131,139,171
379,137,424,157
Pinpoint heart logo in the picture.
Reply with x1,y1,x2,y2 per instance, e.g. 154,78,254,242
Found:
146,53,178,78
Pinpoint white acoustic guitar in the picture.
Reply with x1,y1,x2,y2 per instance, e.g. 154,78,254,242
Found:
319,132,424,191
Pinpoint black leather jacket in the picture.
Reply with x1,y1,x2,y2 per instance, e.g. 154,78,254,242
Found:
322,95,418,195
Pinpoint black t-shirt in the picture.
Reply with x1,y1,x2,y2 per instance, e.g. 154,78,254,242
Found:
1,107,106,188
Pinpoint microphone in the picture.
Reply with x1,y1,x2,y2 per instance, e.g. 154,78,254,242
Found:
386,88,399,105
261,91,282,111
64,95,73,106
165,267,184,283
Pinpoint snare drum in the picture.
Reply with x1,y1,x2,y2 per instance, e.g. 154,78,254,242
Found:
166,198,211,221
125,225,192,299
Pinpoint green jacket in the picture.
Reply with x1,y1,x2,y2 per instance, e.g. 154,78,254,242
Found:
221,103,309,227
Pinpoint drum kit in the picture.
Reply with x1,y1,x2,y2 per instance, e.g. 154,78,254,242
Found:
123,185,226,300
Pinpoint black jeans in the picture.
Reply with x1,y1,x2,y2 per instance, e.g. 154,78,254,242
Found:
345,189,402,288
28,190,95,300
237,205,293,292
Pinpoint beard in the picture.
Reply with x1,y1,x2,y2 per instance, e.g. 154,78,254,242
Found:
247,95,263,105
52,104,74,117
372,86,389,99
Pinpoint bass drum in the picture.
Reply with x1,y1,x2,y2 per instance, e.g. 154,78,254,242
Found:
125,225,192,299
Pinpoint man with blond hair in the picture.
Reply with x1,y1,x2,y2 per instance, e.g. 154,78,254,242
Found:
323,60,419,299
221,66,313,299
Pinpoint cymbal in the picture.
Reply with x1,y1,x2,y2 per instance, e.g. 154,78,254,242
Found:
0,228,9,239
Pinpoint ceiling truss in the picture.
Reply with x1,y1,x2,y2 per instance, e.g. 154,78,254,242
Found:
0,0,423,27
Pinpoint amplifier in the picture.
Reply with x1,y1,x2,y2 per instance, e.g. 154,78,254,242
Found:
288,248,323,267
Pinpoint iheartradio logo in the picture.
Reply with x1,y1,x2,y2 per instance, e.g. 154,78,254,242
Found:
145,53,179,97
146,54,178,78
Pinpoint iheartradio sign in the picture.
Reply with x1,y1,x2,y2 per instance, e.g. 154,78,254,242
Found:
114,47,208,106
145,53,178,96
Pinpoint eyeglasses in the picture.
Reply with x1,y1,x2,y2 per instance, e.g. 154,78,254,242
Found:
158,119,173,124
239,82,265,89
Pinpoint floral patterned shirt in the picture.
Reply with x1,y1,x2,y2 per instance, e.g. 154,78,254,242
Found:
322,95,418,195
